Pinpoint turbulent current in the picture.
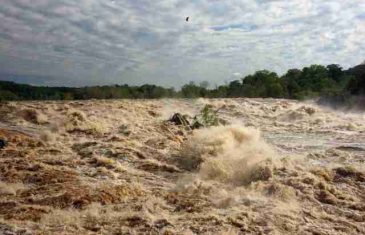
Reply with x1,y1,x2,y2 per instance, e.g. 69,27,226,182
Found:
0,98,364,234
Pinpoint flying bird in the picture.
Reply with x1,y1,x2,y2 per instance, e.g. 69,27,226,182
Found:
186,17,189,22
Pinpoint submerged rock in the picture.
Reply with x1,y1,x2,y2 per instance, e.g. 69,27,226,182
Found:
0,139,6,149
169,113,190,126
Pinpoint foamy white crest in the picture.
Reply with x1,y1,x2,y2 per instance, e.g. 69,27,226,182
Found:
178,125,278,186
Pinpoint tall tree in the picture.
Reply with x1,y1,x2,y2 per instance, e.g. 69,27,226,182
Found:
327,64,343,82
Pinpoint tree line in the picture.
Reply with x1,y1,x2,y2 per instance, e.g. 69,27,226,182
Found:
1,63,364,101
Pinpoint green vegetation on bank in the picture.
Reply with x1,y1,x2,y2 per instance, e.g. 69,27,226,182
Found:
1,63,364,101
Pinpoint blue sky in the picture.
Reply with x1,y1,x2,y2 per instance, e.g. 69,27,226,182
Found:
0,0,364,87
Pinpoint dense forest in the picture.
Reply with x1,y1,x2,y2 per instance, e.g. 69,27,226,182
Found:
1,63,364,105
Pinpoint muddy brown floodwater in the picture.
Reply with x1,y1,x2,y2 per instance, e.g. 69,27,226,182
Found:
0,98,364,234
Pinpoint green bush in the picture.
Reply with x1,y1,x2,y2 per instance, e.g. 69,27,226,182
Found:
192,105,220,128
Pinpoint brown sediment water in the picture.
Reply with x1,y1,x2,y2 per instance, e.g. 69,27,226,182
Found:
0,98,364,234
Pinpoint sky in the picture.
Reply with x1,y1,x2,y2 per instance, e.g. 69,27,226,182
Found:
0,0,365,87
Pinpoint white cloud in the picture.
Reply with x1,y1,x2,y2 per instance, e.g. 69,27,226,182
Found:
0,0,364,87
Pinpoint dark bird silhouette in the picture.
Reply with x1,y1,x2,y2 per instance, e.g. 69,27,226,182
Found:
186,17,189,22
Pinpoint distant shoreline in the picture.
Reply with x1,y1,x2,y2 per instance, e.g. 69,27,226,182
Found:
1,63,364,101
